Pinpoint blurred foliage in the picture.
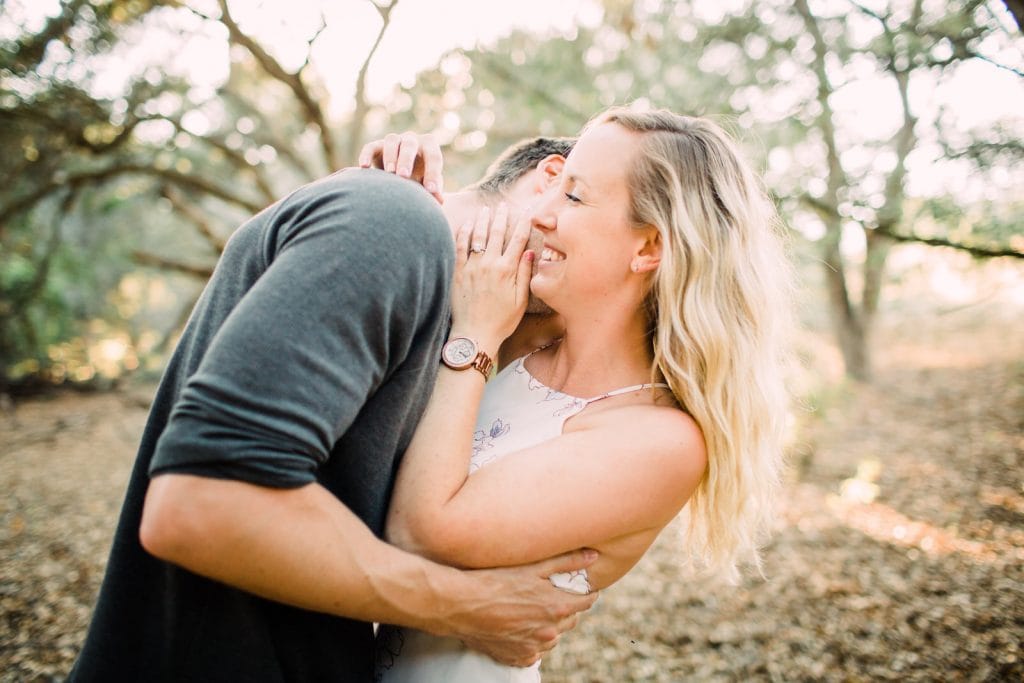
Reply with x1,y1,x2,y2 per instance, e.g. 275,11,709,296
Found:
0,0,399,391
0,0,1021,392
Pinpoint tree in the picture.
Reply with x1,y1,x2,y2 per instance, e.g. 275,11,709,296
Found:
787,0,1024,378
0,0,401,390
391,0,1024,379
2,0,1021,388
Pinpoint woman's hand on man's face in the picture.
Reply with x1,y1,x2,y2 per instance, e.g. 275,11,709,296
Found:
449,203,535,355
358,132,444,204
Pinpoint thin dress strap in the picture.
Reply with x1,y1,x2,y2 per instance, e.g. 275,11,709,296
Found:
523,341,670,407
525,339,560,358
582,382,671,405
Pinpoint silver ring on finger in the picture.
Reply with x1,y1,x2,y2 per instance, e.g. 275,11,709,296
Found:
470,245,486,254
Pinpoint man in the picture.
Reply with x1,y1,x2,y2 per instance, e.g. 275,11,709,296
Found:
70,135,584,682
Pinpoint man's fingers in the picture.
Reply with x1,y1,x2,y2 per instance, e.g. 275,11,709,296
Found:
533,548,599,578
395,132,420,178
555,612,580,635
358,132,444,204
460,637,541,668
381,133,401,173
420,133,444,200
358,141,384,168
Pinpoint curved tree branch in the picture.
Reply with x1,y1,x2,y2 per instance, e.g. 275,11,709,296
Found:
216,0,338,170
0,163,264,231
871,225,1024,259
164,117,276,204
474,53,590,126
218,87,319,181
801,193,1024,259
344,0,400,164
160,185,227,254
132,250,216,278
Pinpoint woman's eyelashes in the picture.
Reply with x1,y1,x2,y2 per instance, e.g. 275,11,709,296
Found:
564,191,582,203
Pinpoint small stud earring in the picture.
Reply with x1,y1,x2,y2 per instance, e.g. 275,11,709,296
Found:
632,262,639,273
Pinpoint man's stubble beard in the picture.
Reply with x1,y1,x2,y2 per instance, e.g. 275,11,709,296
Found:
524,259,554,316
525,294,554,316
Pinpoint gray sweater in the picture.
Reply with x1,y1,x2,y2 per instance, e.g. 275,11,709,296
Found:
70,169,454,682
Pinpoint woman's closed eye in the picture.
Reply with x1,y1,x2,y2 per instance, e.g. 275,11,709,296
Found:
564,191,582,203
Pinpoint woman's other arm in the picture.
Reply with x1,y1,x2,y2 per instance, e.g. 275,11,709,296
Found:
387,395,706,587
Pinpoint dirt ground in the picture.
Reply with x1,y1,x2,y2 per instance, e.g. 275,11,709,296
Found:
2,274,1022,682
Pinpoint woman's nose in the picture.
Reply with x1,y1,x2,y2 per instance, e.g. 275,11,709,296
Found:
529,193,557,233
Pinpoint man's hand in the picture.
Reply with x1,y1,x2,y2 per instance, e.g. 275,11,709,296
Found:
142,475,596,667
445,550,600,667
358,132,444,204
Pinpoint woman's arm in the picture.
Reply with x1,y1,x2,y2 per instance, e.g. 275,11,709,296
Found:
387,394,705,577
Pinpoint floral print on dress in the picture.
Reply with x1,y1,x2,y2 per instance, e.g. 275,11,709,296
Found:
469,418,511,473
549,569,591,595
374,624,405,681
552,398,586,418
515,357,589,419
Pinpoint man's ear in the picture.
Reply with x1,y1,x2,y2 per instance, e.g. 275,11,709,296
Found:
534,154,565,191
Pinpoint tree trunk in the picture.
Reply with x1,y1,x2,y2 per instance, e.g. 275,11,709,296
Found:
821,220,871,381
833,307,870,382
862,228,892,325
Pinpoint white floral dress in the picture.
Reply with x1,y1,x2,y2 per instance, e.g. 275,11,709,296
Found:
374,352,667,682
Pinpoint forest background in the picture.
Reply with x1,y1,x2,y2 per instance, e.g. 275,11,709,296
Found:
1,1,1022,681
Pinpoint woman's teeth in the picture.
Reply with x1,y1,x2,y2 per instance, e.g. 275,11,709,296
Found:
541,248,565,262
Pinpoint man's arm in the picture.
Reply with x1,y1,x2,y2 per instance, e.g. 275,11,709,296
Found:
137,171,594,666
140,474,596,666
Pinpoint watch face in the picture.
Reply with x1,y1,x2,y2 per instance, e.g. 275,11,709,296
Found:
443,337,478,368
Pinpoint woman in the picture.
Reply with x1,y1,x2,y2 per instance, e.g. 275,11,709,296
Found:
375,107,792,681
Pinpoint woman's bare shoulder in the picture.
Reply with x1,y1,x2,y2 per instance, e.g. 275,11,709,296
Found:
570,400,706,476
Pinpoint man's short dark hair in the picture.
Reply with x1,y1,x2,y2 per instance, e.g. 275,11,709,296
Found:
471,136,576,196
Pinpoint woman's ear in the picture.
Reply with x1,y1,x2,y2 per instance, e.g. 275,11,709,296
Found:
631,226,662,274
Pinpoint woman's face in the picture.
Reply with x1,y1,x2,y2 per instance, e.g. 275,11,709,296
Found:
529,122,646,311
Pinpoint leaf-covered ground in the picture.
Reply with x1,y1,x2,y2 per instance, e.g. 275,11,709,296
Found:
2,281,1022,682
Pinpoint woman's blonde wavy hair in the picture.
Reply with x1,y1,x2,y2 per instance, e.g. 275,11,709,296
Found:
590,107,794,581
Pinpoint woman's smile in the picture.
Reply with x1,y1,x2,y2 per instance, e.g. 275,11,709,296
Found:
539,246,566,263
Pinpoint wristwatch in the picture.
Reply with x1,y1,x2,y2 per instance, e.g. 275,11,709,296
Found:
441,336,494,379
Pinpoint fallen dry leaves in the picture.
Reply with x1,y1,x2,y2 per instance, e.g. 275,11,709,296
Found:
1,291,1021,682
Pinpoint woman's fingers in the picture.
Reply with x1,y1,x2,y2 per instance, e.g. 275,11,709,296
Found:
486,203,509,257
451,205,530,339
504,213,532,264
455,218,473,265
470,206,490,255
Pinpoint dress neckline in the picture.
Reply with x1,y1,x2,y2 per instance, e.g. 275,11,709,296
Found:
518,348,670,405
